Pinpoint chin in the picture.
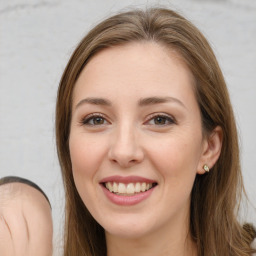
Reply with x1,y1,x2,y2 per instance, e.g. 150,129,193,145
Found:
102,217,154,239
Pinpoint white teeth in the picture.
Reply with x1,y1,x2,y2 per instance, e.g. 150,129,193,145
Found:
135,182,141,193
105,182,154,195
141,182,146,192
126,183,135,194
106,182,113,192
113,182,118,193
118,183,126,193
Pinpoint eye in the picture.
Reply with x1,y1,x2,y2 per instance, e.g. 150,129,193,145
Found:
146,114,175,126
81,114,109,126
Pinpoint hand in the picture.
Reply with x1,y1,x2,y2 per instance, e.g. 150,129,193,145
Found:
0,180,53,256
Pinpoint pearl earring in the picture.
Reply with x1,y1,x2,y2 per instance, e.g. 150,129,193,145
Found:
203,164,210,172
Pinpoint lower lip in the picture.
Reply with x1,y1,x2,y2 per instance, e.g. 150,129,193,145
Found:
101,185,156,206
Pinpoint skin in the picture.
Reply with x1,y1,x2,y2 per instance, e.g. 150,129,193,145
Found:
0,182,53,256
69,42,222,256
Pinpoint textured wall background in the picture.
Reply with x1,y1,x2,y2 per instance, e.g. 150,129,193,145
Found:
0,0,255,254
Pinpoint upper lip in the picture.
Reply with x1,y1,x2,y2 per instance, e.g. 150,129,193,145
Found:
100,175,157,184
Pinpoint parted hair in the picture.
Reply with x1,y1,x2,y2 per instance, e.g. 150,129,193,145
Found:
56,7,256,256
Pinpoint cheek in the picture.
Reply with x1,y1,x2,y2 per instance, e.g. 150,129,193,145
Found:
145,133,202,179
69,134,107,210
69,134,107,181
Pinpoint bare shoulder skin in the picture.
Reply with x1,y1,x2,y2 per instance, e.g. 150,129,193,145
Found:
0,178,53,256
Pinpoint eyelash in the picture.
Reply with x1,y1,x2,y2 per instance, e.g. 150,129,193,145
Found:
80,113,176,127
80,113,109,126
144,113,176,126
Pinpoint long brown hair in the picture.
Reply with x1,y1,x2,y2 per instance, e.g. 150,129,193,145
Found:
56,8,256,256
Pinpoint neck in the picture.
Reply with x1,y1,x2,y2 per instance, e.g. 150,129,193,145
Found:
107,238,196,256
105,215,197,256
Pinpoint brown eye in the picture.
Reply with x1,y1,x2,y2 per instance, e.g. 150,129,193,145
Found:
93,117,105,125
147,115,175,126
154,116,168,125
82,115,108,126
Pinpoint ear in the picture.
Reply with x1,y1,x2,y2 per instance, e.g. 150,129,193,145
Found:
197,126,223,174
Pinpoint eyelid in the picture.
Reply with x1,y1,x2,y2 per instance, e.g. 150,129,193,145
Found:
144,112,176,125
80,113,110,126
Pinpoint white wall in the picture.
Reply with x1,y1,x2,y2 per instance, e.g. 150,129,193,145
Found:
0,0,255,254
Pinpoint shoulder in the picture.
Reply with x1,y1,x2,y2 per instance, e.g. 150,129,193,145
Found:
0,177,53,256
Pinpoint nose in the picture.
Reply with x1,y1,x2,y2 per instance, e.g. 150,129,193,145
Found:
108,124,144,168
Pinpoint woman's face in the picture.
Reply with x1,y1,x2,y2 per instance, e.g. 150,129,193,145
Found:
69,42,208,239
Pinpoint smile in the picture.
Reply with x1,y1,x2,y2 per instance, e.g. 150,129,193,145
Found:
104,182,155,196
100,176,158,205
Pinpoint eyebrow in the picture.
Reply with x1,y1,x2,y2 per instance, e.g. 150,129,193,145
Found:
75,97,112,109
138,96,186,108
75,96,186,109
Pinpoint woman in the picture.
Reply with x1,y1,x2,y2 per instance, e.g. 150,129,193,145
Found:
56,7,256,256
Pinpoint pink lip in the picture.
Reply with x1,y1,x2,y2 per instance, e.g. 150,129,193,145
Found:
100,175,156,184
100,176,157,206
101,184,156,206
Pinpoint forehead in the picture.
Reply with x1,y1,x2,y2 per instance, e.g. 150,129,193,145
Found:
73,42,196,105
